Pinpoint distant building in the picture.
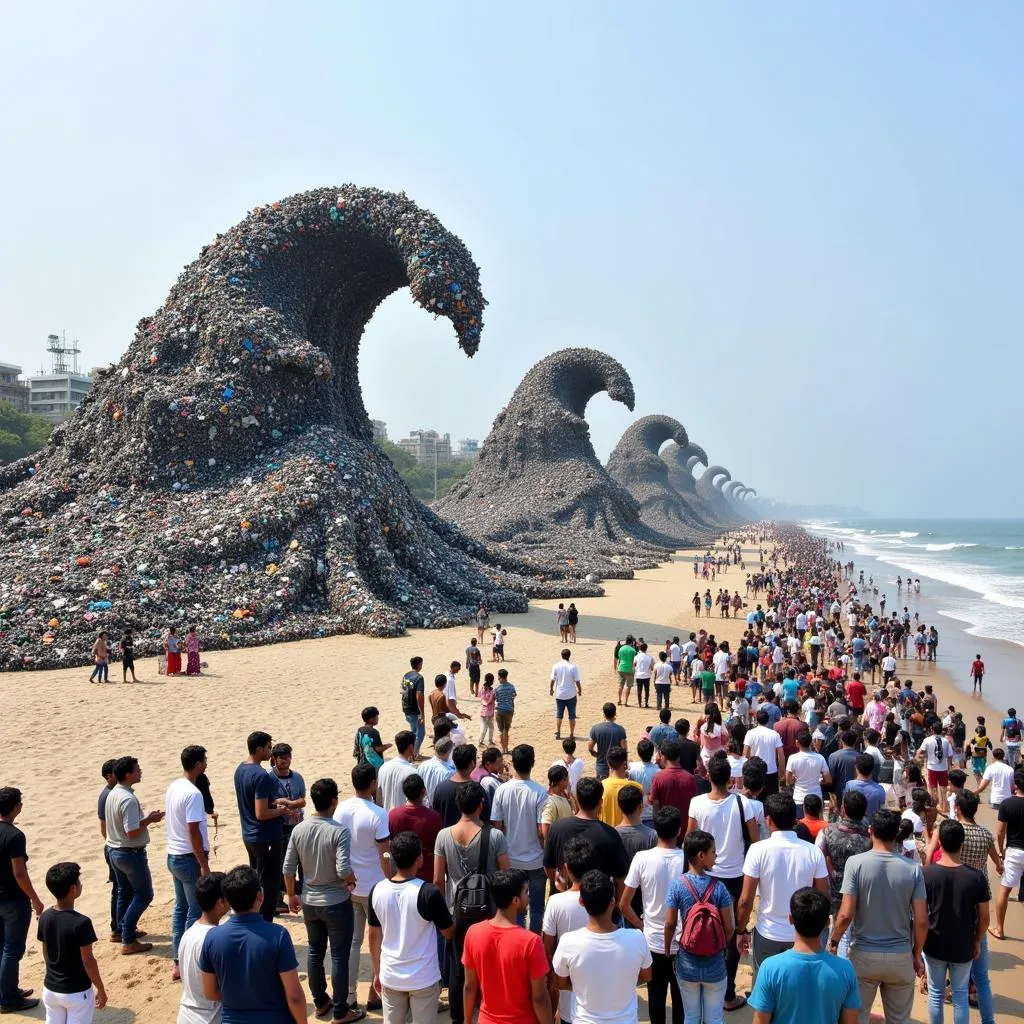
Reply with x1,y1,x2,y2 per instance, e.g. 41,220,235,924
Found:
458,438,480,460
0,364,30,413
28,332,93,423
372,419,388,442
398,429,452,465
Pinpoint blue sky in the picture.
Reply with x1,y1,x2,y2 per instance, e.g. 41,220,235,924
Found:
1,3,1020,517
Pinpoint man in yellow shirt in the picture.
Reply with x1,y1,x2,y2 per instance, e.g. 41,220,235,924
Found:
598,748,643,826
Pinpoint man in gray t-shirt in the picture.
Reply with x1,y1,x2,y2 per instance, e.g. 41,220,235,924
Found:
829,808,927,1024
283,778,355,1019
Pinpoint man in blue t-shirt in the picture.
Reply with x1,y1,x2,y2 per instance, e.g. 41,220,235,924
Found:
749,887,860,1024
199,865,306,1023
234,732,302,922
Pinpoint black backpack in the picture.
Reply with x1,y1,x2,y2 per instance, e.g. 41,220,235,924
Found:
453,826,495,927
401,672,420,715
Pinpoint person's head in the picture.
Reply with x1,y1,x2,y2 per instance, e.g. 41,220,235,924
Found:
563,837,596,884
497,668,508,681
870,807,901,844
181,744,207,775
113,755,140,784
561,737,576,757
938,819,965,855
490,868,529,912
410,656,423,671
511,744,535,776
449,661,461,673
683,829,717,872
675,718,691,738
636,738,655,765
840,730,857,749
548,764,569,795
482,672,493,689
579,870,616,919
309,777,340,815
434,737,454,761
246,730,273,757
452,744,478,775
607,746,628,773
45,861,82,902
955,789,979,821
707,753,732,790
603,702,617,721
351,761,377,795
394,730,416,757
481,746,503,773
910,786,931,813
742,758,766,795
789,886,831,940
756,709,769,726
390,830,424,873
993,748,1006,762
865,728,880,747
361,707,380,727
855,753,875,779
948,768,967,791
0,787,23,819
651,805,681,845
468,637,477,648
270,742,293,772
101,758,117,785
433,718,453,741
617,783,644,821
764,793,797,832
659,650,668,662
195,871,227,919
221,865,263,913
434,673,447,690
576,777,603,813
931,721,943,736
796,729,813,750
456,780,485,818
842,788,867,822
402,773,427,806
658,708,672,725
803,794,823,819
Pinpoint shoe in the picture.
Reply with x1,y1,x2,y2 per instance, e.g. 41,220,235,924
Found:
314,1000,332,1020
121,941,154,955
366,996,383,1012
1,998,40,1013
15,990,33,999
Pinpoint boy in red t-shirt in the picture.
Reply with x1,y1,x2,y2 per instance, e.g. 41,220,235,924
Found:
462,869,552,1024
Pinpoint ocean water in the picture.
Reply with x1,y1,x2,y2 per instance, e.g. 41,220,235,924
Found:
802,517,1024,710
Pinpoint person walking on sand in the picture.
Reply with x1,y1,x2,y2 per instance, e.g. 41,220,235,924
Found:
970,654,985,695
475,603,489,645
185,625,202,676
989,765,1024,940
88,631,109,683
567,602,579,643
165,625,182,677
556,603,570,643
119,629,138,683
550,648,582,741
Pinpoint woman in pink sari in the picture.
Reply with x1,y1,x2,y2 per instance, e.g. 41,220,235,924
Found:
185,625,201,675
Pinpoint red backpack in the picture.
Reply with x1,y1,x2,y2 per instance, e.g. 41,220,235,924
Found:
680,876,727,957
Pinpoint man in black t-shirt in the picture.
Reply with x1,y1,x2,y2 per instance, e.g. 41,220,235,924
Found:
0,787,44,1013
37,861,106,1016
543,778,628,894
401,657,427,758
992,765,1024,939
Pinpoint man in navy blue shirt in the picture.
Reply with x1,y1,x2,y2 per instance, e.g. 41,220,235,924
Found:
234,732,302,922
199,865,306,1023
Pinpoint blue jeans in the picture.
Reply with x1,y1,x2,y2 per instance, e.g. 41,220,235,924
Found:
970,935,995,1024
167,852,202,960
515,867,547,934
679,977,726,1024
303,899,354,1018
655,683,672,709
406,713,425,754
108,847,154,944
924,955,971,1024
0,899,31,1007
555,697,577,722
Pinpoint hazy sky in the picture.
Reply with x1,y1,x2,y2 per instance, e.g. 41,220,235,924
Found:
1,4,1020,518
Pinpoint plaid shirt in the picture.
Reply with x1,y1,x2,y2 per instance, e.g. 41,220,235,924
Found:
960,821,995,874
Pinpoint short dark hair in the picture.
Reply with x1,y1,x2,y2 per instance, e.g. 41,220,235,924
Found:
579,870,615,916
221,865,262,912
181,745,207,772
361,707,379,723
659,708,672,724
402,773,426,802
938,819,965,854
351,762,377,792
394,730,416,754
855,753,875,777
603,702,617,719
270,742,292,759
653,806,681,841
790,887,831,938
101,759,116,778
637,738,655,763
870,807,901,842
452,744,477,772
607,746,628,770
708,755,731,788
617,784,643,817
683,828,715,862
113,756,138,782
563,837,596,880
196,871,225,913
482,746,503,766
390,830,423,870
796,730,812,749
803,794,823,817
841,730,858,747
246,731,272,754
490,868,528,909
410,656,423,669
955,789,980,820
548,764,569,787
842,789,867,821
948,768,967,789
456,781,485,816
742,759,765,792
675,718,690,737
511,744,535,774
310,778,338,812
660,739,681,763
576,777,603,812
764,793,796,831
0,788,22,817
45,861,81,899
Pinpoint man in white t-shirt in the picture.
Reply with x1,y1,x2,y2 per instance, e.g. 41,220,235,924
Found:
919,723,955,809
166,745,212,979
541,836,594,1024
550,649,583,739
785,732,831,804
619,807,686,1022
978,748,1015,808
553,870,652,1024
632,643,655,709
335,762,391,1013
742,711,786,795
735,792,829,985
176,872,227,1024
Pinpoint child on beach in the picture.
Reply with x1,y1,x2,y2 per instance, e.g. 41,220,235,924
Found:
479,672,496,745
969,726,992,781
490,624,507,662
37,862,107,1020
493,668,517,753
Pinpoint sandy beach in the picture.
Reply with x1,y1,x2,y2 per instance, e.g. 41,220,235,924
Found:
3,542,1022,1022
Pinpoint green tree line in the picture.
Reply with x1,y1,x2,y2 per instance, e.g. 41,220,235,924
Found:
377,438,475,502
0,401,52,464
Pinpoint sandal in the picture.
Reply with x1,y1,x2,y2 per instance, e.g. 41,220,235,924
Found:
724,996,747,1011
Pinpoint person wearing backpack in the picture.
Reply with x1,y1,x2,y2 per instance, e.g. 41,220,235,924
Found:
999,707,1022,768
433,783,510,1024
400,657,426,758
661,829,735,1024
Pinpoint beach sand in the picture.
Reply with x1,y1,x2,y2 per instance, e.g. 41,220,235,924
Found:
4,543,1022,1022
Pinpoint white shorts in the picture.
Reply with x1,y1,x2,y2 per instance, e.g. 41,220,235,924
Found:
42,987,95,1024
1002,847,1024,890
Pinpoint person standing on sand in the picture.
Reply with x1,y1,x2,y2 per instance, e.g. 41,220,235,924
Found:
617,636,638,707
464,638,483,697
970,654,985,695
989,765,1024,940
475,603,489,644
88,631,109,683
164,626,182,676
550,648,582,740
176,871,227,1024
567,602,579,643
400,658,426,759
119,629,138,683
556,603,570,643
185,625,202,676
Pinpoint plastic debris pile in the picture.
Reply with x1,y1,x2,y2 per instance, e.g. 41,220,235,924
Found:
0,184,593,670
660,440,720,533
435,348,675,578
696,464,742,527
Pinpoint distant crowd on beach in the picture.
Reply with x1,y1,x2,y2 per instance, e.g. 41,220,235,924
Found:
3,525,1020,1024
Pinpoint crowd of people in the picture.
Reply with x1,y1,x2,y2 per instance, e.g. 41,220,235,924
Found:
1,525,1019,1024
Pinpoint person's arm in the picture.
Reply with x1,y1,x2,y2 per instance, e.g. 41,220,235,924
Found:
417,689,425,720
976,777,991,797
10,856,43,916
279,969,307,1024
776,745,786,777
201,971,222,1002
376,838,392,880
785,767,795,788
720,900,735,944
923,827,941,863
830,893,856,949
79,943,107,1010
124,805,165,840
976,899,990,959
188,820,210,875
619,885,643,929
463,967,480,1024
369,924,383,996
742,743,752,759
821,769,833,788
912,896,927,975
433,851,446,892
735,874,758,935
663,905,679,960
987,836,1003,875
587,737,598,758
497,851,511,870
255,796,292,821
531,975,554,1024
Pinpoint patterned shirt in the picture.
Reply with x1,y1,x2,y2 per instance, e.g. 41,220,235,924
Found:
818,818,872,906
959,821,995,875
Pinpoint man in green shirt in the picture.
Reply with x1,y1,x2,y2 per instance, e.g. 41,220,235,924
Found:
616,636,638,707
700,667,717,704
